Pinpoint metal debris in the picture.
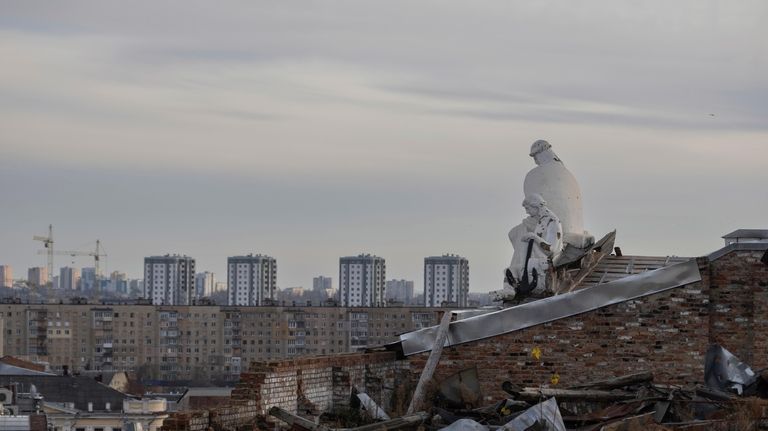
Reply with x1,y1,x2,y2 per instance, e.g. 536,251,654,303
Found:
499,397,566,431
704,344,757,395
397,259,702,356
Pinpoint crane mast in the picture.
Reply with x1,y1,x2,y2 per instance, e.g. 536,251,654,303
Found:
34,226,107,291
32,224,54,287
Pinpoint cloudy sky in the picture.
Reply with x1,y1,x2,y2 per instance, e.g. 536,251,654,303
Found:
1,1,766,294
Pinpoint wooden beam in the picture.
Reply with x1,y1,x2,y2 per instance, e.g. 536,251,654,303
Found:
569,372,653,390
406,311,453,415
517,387,635,402
268,406,329,431
562,230,616,293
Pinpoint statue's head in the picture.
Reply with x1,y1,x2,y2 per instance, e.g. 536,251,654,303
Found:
529,140,560,166
522,193,547,217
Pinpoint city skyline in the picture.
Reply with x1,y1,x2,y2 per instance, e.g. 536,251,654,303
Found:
1,1,766,293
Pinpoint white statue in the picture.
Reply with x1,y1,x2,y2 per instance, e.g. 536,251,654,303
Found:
524,140,592,248
503,193,563,297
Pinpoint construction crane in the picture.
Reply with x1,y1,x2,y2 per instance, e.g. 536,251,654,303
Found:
38,240,107,290
32,224,54,287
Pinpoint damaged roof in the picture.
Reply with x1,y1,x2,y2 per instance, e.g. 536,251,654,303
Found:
393,259,702,356
580,255,690,288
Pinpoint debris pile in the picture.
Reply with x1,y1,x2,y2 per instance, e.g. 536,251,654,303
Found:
264,344,768,430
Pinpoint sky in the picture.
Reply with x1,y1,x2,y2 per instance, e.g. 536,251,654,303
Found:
0,1,766,294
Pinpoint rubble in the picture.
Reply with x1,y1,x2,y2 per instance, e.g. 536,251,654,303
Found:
258,343,768,430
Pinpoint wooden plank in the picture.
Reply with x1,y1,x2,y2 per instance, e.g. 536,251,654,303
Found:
517,387,635,402
569,372,653,390
268,406,328,431
406,311,453,415
561,230,616,293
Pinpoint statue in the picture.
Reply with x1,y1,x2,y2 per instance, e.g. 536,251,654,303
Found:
524,140,592,248
493,139,604,304
503,193,563,298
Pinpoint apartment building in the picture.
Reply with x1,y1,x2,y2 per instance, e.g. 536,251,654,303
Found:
81,267,97,291
27,267,49,288
227,255,277,306
144,255,196,305
339,254,386,307
424,254,470,307
312,276,332,291
60,266,81,290
0,265,12,288
0,301,446,382
385,279,415,304
195,271,216,298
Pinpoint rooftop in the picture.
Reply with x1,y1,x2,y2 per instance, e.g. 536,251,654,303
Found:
722,229,768,239
0,376,129,411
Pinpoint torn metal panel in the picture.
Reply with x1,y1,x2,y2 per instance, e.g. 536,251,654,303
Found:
398,259,701,356
499,397,565,431
452,308,502,320
704,344,757,395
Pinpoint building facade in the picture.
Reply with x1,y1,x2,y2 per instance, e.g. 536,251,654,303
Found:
0,301,446,382
81,267,96,291
424,254,470,307
27,267,48,288
60,267,81,291
109,271,128,294
0,265,12,288
227,255,277,306
143,255,196,306
312,276,332,291
339,255,386,307
385,279,415,304
195,271,216,299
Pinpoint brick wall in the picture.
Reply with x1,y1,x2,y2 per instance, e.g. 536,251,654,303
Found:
406,250,768,401
409,258,712,400
232,352,410,416
709,249,768,367
161,401,260,431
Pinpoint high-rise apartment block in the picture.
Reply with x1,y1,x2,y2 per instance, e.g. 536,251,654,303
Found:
227,254,277,306
195,271,216,298
385,279,415,304
80,267,96,291
339,254,386,307
59,267,81,290
143,255,196,305
0,265,12,288
313,276,332,291
109,271,128,294
129,279,144,297
424,254,470,307
27,267,49,288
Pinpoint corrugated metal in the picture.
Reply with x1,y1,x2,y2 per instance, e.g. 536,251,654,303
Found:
0,416,30,431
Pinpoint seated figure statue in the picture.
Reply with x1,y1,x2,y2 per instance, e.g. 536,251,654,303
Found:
503,193,563,298
524,140,592,248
